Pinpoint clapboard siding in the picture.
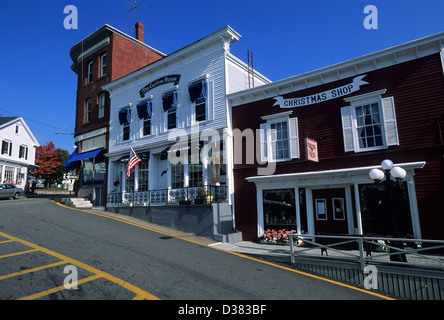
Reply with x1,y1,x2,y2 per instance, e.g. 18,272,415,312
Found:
232,52,444,241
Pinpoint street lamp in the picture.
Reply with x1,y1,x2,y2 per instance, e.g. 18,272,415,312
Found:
369,159,407,262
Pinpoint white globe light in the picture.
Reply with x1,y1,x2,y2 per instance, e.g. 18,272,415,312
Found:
391,166,406,179
369,168,385,181
381,159,394,171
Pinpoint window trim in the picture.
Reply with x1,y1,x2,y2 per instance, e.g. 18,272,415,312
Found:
19,145,28,160
260,112,299,163
98,93,106,119
85,98,92,123
341,91,399,153
87,60,94,83
1,140,12,156
100,53,107,77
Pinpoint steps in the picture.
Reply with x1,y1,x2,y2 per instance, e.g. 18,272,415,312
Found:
61,197,93,208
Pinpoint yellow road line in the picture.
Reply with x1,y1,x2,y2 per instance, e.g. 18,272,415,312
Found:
18,274,102,300
0,231,160,300
0,261,68,281
0,240,14,244
0,248,39,259
53,201,394,300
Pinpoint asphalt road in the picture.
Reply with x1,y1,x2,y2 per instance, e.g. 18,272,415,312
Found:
0,196,388,303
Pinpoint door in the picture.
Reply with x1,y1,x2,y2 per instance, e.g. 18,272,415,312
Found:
312,188,348,235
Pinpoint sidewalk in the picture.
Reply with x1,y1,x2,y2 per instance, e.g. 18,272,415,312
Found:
87,207,290,259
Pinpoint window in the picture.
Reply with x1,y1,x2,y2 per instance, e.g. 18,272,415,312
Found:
195,95,206,122
100,53,107,77
4,166,15,183
189,164,203,187
15,125,19,134
119,108,131,141
138,158,149,191
341,94,399,153
85,99,92,123
143,114,151,136
270,121,289,160
189,81,207,122
1,140,12,156
87,60,93,83
98,93,105,119
260,112,299,162
137,101,152,136
19,145,28,160
263,189,297,230
355,103,383,149
162,92,177,130
171,163,184,189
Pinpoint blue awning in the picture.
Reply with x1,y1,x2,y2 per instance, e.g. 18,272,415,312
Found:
64,148,104,169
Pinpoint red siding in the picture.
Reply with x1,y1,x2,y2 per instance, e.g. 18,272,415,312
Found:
233,53,444,241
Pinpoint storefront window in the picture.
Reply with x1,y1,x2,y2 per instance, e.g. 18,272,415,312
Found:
171,164,184,189
359,182,413,237
189,164,202,187
138,159,149,191
263,189,296,230
81,157,105,186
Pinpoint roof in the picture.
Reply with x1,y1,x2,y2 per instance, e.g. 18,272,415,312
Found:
0,116,40,147
0,117,19,127
228,30,444,107
102,25,258,91
69,23,166,72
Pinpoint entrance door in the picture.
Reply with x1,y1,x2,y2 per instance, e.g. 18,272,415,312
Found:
312,188,348,235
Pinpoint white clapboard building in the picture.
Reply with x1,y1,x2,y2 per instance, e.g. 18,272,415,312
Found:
102,26,270,241
0,117,39,187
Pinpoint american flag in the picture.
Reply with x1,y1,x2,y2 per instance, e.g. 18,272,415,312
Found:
126,148,141,180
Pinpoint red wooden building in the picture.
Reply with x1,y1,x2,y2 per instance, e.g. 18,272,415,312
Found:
228,31,444,242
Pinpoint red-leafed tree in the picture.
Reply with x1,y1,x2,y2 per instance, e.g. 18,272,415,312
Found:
30,142,62,187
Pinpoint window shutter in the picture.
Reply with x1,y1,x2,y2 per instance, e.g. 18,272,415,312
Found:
259,123,268,163
341,106,355,152
381,97,399,146
288,117,299,159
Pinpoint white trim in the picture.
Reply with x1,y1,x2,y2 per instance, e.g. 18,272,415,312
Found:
261,111,292,121
229,30,444,107
246,161,425,185
343,89,387,103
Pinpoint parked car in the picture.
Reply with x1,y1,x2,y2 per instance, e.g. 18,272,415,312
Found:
0,184,24,200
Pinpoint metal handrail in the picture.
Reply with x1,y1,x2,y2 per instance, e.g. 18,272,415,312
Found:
289,234,444,272
106,185,228,206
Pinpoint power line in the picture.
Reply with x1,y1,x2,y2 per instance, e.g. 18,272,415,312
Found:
0,107,74,133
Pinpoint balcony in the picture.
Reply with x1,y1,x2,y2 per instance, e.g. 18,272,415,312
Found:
106,185,228,207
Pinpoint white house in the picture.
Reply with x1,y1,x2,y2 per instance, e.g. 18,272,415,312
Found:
0,117,39,187
102,26,270,240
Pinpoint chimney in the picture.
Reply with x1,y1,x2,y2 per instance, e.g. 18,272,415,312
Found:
135,22,145,42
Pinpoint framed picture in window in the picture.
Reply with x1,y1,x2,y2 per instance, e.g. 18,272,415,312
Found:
315,199,327,220
332,198,345,220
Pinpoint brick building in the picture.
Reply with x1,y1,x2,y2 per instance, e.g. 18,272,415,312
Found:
228,31,444,241
65,23,165,206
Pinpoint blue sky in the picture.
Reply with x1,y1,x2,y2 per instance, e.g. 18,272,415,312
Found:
1,0,444,153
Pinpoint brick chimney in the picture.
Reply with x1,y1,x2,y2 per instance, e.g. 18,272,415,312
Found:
135,22,144,42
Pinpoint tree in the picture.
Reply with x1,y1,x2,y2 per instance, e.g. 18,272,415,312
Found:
55,148,70,183
30,142,62,187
